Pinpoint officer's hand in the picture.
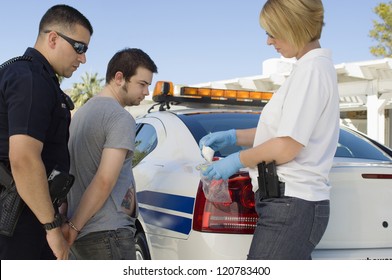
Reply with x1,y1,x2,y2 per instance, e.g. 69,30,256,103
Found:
199,129,237,152
46,227,69,260
61,223,70,244
202,152,244,180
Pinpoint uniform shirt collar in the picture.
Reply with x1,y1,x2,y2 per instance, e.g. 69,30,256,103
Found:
296,48,332,66
24,47,59,83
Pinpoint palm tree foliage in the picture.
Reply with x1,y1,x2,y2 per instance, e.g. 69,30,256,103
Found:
369,2,392,57
69,72,104,109
57,75,64,85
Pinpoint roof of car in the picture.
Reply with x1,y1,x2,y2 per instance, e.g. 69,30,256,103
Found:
140,104,262,118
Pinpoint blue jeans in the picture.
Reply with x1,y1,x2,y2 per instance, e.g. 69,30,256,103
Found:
247,190,330,260
70,228,136,260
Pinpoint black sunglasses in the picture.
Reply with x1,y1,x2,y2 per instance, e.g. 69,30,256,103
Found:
45,30,88,54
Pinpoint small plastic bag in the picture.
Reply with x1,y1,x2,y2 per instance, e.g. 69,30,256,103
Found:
197,164,232,203
201,145,214,162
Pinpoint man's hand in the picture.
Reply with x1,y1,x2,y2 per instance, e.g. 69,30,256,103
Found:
46,228,69,260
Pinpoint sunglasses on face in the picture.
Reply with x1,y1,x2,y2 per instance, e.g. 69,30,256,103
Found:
44,30,88,54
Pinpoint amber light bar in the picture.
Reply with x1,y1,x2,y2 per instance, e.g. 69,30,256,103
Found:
181,86,273,101
153,81,174,96
151,81,272,108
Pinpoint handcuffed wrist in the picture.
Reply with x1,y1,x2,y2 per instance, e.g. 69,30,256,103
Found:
67,221,81,234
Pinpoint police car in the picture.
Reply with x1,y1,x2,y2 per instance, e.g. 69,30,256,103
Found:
133,81,392,260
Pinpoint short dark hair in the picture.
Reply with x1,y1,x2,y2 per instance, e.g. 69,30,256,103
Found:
105,48,158,84
39,4,93,35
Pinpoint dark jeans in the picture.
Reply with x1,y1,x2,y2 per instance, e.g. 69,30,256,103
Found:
70,227,136,260
0,207,55,260
247,190,330,260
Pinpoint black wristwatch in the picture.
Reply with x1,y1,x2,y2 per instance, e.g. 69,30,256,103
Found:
42,213,64,231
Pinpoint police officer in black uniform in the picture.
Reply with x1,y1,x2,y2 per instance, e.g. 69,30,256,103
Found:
0,5,93,260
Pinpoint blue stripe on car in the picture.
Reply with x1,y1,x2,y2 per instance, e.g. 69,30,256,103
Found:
139,207,192,234
137,191,194,214
137,191,195,234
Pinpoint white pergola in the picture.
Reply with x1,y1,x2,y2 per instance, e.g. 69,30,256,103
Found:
191,57,392,147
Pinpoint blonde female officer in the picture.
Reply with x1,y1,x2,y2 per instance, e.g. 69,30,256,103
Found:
199,0,339,259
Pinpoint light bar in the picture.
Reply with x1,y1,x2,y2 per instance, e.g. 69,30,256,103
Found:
153,81,174,97
151,80,273,109
181,86,273,101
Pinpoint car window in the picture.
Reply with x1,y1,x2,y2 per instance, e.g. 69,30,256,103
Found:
336,127,392,161
178,112,392,161
133,123,158,166
178,112,260,157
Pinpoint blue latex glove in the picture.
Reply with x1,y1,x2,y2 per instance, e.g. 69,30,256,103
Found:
202,152,244,180
199,129,237,152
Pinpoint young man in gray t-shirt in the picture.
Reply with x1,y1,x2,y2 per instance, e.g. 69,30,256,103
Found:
65,48,157,260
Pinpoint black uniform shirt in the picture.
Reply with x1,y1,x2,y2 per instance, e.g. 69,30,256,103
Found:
0,47,71,173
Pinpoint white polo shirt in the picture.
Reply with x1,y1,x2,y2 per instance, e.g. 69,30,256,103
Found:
249,48,340,201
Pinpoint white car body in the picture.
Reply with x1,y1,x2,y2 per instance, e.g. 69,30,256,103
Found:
133,107,392,260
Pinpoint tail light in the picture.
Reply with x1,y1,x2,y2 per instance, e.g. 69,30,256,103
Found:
362,173,392,179
193,172,258,234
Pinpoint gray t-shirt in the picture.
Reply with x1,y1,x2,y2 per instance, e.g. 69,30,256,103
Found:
67,96,137,238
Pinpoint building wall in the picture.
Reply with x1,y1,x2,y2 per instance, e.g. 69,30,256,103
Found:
192,58,392,149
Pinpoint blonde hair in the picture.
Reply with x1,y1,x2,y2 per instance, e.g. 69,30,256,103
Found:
260,0,324,50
